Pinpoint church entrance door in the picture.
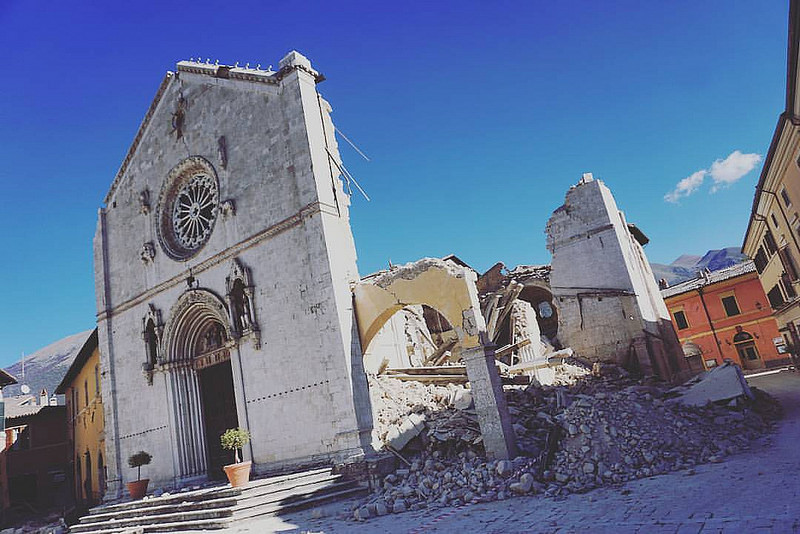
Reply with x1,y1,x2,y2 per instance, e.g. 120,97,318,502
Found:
198,359,239,479
199,360,239,479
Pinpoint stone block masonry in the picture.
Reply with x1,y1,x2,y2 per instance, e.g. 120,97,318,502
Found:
94,51,372,499
546,174,685,380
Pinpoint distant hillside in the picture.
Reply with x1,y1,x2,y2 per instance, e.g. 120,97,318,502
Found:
652,247,749,286
3,330,93,398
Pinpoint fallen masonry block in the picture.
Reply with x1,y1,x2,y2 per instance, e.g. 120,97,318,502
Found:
386,413,426,450
453,389,474,410
673,362,754,407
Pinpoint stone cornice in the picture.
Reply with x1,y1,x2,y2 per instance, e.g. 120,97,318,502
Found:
174,60,323,85
97,200,338,321
762,120,800,196
743,117,800,253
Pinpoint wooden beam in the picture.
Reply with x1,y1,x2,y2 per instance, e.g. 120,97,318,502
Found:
494,337,532,359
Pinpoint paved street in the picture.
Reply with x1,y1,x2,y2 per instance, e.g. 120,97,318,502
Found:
219,370,800,533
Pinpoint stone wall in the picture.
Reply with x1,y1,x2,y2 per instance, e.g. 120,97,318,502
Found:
95,52,372,498
546,175,684,378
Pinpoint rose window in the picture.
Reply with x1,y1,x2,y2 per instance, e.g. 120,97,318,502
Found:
156,157,220,261
172,173,218,250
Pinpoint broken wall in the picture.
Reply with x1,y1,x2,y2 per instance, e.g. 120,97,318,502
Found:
354,258,518,459
546,176,684,379
362,305,436,373
509,300,544,364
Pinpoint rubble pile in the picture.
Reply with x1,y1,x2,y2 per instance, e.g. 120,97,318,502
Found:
354,365,781,520
369,376,475,452
546,379,775,494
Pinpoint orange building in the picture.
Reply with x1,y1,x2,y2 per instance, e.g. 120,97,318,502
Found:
661,261,790,372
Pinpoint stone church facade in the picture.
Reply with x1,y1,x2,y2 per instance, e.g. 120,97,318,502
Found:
94,52,373,498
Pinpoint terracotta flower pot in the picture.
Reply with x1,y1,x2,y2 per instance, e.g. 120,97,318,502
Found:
223,461,252,488
127,479,149,500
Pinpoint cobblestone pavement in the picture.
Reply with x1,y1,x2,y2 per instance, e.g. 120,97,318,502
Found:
214,370,800,533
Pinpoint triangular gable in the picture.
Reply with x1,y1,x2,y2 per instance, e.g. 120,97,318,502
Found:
103,72,173,205
103,56,322,205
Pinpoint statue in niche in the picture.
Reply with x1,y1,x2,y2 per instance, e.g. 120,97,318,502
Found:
141,305,163,385
230,279,252,333
144,319,158,367
225,258,260,348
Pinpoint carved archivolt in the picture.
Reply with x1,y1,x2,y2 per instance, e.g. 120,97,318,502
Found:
225,258,260,348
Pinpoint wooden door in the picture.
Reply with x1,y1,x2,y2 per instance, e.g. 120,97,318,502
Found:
198,360,239,479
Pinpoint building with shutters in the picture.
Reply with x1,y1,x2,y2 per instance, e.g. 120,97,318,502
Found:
742,0,800,355
55,329,104,509
661,262,788,372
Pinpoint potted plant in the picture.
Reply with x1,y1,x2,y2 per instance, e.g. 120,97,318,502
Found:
221,428,251,488
127,450,152,499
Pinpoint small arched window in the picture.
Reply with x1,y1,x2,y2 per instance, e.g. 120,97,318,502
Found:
733,331,754,343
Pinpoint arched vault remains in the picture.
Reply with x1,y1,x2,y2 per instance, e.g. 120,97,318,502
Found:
353,257,517,460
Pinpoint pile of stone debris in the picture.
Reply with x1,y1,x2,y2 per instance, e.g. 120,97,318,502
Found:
353,364,780,520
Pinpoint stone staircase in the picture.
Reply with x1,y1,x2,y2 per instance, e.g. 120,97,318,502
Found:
68,467,366,533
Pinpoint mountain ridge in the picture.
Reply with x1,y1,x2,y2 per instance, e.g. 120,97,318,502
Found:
3,330,93,399
651,247,749,286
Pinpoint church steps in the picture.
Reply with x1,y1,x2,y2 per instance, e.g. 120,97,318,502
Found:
70,507,233,533
87,486,238,516
78,495,239,524
69,516,231,534
232,484,367,521
68,467,365,533
234,478,361,512
234,471,343,502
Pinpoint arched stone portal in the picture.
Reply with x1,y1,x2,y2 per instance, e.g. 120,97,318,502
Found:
161,289,242,480
518,282,559,342
354,258,518,460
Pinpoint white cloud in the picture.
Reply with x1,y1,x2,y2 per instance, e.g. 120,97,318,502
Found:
664,150,762,203
664,170,706,203
709,150,762,192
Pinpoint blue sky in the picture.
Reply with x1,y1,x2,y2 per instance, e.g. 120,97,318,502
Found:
0,1,789,364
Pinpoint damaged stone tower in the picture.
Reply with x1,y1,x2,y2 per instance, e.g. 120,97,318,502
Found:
546,174,684,379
